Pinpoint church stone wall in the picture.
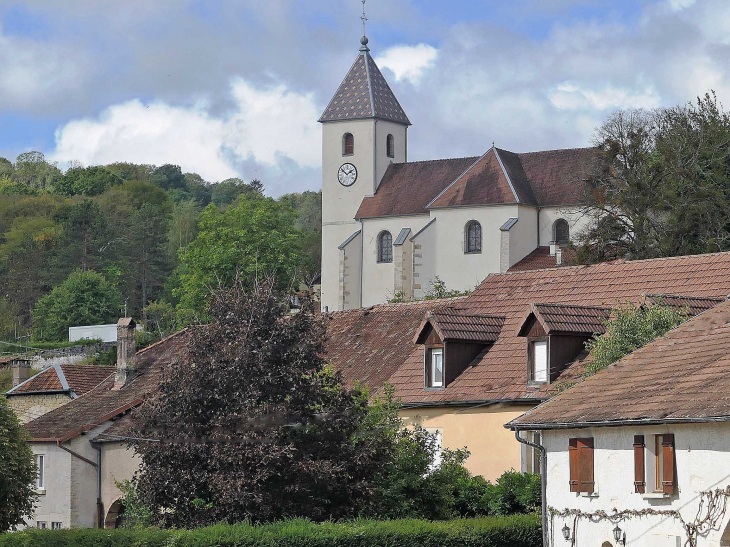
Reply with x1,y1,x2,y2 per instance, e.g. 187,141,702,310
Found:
412,219,438,301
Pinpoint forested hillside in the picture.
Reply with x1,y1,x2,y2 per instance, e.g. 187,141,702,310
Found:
0,152,321,342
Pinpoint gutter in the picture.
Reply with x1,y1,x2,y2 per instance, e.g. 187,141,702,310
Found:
510,414,730,431
400,398,539,410
514,430,548,547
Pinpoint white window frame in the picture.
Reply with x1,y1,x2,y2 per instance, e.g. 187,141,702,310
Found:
430,348,444,388
51,522,62,530
37,522,47,529
35,454,45,490
532,340,548,383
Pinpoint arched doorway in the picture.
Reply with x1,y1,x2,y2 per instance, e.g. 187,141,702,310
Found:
104,499,126,529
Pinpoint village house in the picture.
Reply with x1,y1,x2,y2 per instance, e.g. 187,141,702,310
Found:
508,298,730,547
21,251,730,529
319,36,603,312
5,361,113,424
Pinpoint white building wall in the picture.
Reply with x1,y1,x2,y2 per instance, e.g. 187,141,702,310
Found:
412,219,438,301
543,422,730,547
361,215,428,306
539,206,593,247
30,443,72,529
69,324,118,343
509,206,539,268
338,230,363,310
430,205,521,294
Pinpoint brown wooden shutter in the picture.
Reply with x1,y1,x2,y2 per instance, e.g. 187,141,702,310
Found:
344,133,354,156
633,435,645,494
578,438,595,492
569,437,594,493
662,434,675,495
569,438,579,492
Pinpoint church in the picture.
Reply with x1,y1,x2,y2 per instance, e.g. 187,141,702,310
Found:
319,35,602,312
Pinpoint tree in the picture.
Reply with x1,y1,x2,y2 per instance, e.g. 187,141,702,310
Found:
133,283,397,527
54,165,122,196
33,269,122,341
167,199,200,257
52,200,109,274
0,397,37,531
579,93,730,262
105,162,155,182
150,164,186,191
173,197,303,320
182,173,212,206
584,303,688,376
13,151,61,191
211,178,263,206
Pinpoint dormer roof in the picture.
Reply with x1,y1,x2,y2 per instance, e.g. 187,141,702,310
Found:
518,303,611,337
414,310,505,344
319,47,410,126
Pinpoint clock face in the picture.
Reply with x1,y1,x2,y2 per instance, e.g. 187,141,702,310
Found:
338,163,357,187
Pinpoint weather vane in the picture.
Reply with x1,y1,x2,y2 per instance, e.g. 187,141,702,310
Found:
360,0,368,37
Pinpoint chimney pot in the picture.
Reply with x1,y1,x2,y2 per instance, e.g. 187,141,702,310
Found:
549,242,557,256
11,359,31,387
556,247,564,266
113,317,137,390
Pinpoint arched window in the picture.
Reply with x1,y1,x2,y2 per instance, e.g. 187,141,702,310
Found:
386,134,395,158
465,221,482,254
554,219,570,246
342,133,354,156
377,231,393,263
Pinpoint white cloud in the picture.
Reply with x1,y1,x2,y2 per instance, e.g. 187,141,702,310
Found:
0,24,90,113
50,79,321,184
667,0,696,11
375,44,439,85
548,81,662,111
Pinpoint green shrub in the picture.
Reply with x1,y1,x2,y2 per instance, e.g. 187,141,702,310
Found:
0,516,541,547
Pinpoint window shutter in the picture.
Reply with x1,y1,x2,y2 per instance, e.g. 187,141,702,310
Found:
578,438,594,492
569,438,579,492
633,435,645,494
662,434,675,495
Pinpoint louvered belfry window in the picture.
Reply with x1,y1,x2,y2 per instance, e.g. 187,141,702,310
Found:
343,133,354,156
465,221,482,253
569,437,594,493
377,231,393,263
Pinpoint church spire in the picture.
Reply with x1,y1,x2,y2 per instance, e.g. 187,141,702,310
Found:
318,1,410,126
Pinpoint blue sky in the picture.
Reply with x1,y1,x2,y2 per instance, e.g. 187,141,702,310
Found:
0,0,727,196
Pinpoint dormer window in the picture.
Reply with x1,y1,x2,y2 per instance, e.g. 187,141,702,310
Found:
428,348,444,387
530,340,548,383
414,310,504,390
342,133,354,156
386,134,395,158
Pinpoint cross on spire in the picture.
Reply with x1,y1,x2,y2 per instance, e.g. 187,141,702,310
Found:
360,0,368,37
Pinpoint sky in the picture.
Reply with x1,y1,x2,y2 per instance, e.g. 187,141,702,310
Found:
0,0,729,197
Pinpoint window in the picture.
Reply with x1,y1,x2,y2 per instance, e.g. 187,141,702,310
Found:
465,221,482,253
36,454,44,489
568,437,594,493
426,428,443,471
523,431,542,474
428,348,444,388
51,522,62,530
656,434,675,494
636,433,675,495
633,435,646,493
554,219,570,246
377,231,393,263
342,133,354,156
386,134,395,158
530,340,548,383
37,522,47,529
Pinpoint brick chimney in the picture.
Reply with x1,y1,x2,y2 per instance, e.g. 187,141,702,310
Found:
113,318,136,390
11,359,31,387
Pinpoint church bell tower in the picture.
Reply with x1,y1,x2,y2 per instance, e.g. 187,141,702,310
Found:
319,30,411,312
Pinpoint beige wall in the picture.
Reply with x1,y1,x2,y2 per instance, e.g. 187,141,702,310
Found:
8,393,72,424
100,441,142,524
538,206,593,247
400,404,535,482
508,206,539,267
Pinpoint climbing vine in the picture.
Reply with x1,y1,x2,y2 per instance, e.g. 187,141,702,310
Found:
549,486,730,547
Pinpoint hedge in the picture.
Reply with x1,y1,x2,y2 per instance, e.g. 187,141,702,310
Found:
0,516,541,547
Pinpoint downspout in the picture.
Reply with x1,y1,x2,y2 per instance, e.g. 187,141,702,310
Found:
515,430,548,547
537,206,541,247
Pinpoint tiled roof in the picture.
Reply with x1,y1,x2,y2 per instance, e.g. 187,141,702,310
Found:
6,364,114,396
325,299,466,392
509,298,730,428
356,147,600,219
415,310,504,343
24,331,189,442
319,50,410,125
508,246,578,271
643,294,724,316
327,252,730,405
521,303,611,335
356,157,479,219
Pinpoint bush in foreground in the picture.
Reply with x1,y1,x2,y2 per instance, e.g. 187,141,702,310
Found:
0,516,541,547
